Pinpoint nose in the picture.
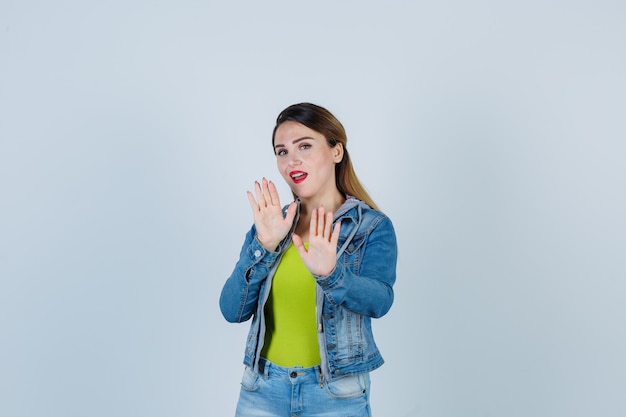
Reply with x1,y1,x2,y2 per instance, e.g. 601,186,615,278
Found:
287,154,301,167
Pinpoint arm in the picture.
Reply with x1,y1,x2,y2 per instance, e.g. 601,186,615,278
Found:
220,179,297,323
314,215,397,318
219,225,280,323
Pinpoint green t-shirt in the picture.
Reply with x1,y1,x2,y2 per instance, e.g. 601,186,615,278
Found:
261,243,321,367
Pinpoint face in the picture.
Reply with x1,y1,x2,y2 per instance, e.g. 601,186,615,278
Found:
273,121,343,201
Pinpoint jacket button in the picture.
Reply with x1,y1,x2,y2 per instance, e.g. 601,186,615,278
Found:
254,250,261,258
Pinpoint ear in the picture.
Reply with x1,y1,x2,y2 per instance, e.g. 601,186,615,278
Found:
332,143,344,163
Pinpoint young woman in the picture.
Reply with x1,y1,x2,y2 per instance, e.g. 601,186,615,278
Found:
220,103,397,417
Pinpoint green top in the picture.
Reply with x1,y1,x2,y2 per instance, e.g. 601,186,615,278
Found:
261,243,321,367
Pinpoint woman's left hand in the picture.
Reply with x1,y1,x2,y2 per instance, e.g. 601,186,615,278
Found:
292,206,340,277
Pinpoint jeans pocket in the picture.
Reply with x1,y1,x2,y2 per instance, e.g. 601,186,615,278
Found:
240,366,263,392
324,373,369,399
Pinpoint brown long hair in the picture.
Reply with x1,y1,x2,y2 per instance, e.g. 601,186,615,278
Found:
272,103,379,211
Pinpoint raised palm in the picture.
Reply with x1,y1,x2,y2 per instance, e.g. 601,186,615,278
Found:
292,206,341,277
247,178,297,252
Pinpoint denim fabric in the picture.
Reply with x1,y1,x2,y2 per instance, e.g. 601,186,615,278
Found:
235,358,371,417
220,197,397,382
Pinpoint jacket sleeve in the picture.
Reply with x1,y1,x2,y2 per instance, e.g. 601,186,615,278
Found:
314,215,397,318
219,225,280,323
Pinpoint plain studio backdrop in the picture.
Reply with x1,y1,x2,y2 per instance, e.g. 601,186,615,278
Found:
1,1,624,416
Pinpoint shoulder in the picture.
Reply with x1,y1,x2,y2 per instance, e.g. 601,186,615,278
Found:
340,198,394,232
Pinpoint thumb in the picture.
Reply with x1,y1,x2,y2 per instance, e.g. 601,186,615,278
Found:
292,233,307,255
284,201,297,223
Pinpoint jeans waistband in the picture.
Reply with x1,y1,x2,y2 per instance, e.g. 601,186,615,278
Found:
258,357,323,384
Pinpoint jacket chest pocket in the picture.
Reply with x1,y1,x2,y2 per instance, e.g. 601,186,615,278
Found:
338,234,366,270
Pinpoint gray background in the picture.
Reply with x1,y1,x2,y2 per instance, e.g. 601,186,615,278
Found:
1,1,624,416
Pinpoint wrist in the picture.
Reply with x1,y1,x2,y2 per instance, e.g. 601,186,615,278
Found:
256,235,279,252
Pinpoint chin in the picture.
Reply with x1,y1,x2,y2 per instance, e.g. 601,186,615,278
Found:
292,189,314,200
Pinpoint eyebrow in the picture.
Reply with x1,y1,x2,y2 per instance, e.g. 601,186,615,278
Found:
273,136,315,150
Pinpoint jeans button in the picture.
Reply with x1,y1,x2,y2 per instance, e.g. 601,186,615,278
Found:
290,371,297,378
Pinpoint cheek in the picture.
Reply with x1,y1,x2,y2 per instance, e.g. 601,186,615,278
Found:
276,160,289,177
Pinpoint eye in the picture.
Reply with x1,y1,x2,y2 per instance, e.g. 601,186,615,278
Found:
276,149,287,156
299,143,311,150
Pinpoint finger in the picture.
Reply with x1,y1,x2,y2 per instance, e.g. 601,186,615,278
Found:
247,190,259,212
331,221,341,246
254,181,266,207
262,177,272,197
309,207,318,237
317,206,326,238
284,201,297,224
323,211,333,241
268,180,280,207
292,233,307,255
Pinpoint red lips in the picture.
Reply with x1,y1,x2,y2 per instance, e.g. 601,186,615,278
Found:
290,170,308,184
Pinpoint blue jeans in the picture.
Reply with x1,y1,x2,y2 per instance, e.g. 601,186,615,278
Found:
235,358,372,417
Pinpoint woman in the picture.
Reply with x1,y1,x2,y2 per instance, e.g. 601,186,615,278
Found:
220,103,397,417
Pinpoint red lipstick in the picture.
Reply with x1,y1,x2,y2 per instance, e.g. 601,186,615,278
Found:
290,170,307,184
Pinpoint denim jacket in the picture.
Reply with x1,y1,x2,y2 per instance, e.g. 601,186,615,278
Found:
219,196,397,382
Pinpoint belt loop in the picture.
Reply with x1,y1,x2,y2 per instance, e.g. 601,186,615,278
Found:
258,357,269,379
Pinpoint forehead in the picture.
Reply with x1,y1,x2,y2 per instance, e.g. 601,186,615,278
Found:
274,121,324,144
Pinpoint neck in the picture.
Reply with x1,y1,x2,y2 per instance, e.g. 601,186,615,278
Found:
298,191,346,217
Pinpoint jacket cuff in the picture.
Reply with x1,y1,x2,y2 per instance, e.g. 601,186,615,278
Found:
314,262,344,291
246,235,279,266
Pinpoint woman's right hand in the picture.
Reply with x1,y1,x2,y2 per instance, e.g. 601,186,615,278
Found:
247,178,297,252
